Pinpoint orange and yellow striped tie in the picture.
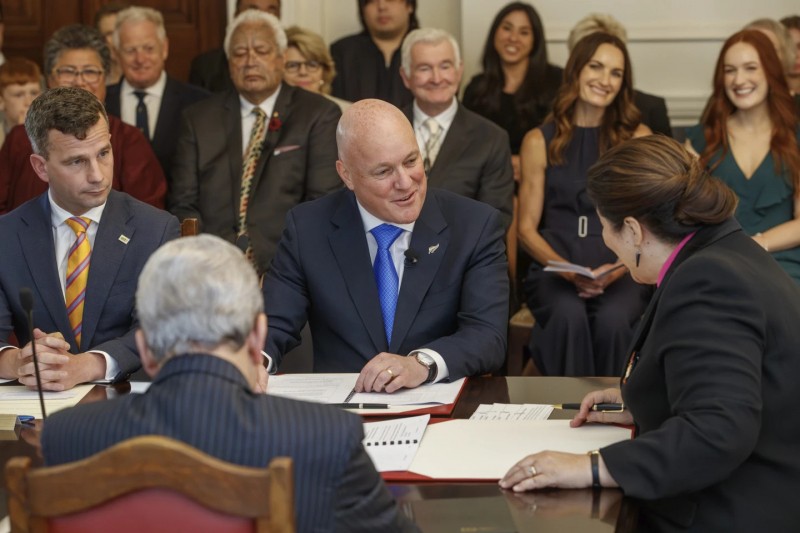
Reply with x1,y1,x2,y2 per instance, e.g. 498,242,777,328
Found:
64,217,92,348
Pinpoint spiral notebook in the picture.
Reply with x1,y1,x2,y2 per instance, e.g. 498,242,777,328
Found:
362,414,430,472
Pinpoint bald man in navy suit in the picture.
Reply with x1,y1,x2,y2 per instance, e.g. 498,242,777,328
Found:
263,99,508,391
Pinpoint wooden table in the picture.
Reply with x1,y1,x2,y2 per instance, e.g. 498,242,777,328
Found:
0,376,637,532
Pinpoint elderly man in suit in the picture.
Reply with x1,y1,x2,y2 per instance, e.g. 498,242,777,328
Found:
170,9,341,274
41,234,418,533
0,87,179,391
189,0,281,94
105,6,210,186
263,99,508,391
399,28,513,229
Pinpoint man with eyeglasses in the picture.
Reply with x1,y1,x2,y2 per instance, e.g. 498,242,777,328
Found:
105,6,210,188
0,24,166,214
170,10,341,275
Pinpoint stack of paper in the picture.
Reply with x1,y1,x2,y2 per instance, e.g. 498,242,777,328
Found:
470,403,554,421
362,415,430,472
0,384,94,419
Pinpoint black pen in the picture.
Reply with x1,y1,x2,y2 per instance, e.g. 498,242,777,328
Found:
553,403,625,412
331,403,389,409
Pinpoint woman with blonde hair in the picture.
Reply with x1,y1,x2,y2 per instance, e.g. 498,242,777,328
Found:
284,26,350,111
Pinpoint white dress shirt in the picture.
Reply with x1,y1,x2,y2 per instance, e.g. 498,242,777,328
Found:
412,97,458,159
49,192,119,381
239,87,281,155
355,201,450,382
120,71,167,140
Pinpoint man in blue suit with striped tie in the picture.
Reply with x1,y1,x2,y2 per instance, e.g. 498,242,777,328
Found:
41,235,417,533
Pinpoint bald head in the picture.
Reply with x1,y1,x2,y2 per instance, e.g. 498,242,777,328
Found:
335,99,426,224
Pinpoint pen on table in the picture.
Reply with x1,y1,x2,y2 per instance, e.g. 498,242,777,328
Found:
331,403,389,409
553,403,625,412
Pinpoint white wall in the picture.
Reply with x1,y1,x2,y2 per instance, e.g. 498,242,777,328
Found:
260,0,799,127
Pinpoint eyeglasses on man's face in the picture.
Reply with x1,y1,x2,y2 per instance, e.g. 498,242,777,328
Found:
53,67,105,84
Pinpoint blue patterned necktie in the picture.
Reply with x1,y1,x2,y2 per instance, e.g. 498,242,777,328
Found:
134,90,150,140
371,224,404,344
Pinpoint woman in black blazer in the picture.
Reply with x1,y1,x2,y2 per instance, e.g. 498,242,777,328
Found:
501,135,800,532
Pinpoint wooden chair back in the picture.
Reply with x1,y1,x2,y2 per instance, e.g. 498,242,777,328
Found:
5,435,295,533
180,218,199,237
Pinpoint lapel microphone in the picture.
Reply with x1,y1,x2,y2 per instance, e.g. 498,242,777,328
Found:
19,288,47,420
404,249,419,267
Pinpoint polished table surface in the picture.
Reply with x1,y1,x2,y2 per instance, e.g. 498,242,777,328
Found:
0,376,637,532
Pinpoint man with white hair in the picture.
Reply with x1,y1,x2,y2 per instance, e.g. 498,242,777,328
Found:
105,5,210,185
170,10,341,274
41,234,418,533
399,28,513,228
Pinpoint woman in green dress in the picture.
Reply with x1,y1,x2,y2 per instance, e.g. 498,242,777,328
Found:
686,29,800,283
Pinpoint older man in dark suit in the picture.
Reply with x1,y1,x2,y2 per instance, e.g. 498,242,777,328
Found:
0,87,179,390
399,28,513,229
263,99,508,391
104,6,210,187
170,9,341,274
41,234,417,533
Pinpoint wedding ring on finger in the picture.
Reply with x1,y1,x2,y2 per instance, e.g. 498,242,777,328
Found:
528,465,538,477
385,368,394,379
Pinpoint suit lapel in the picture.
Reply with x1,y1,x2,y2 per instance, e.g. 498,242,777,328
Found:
249,84,293,194
19,196,73,341
151,76,177,150
328,192,387,352
104,83,122,118
428,104,470,180
224,91,245,226
390,194,448,352
81,191,133,352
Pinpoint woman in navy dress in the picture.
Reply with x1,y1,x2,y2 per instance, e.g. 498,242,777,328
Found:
518,32,651,376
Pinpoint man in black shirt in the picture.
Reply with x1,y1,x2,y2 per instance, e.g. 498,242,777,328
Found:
330,0,418,107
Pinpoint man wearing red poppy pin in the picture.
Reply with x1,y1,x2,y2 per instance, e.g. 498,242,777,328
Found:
170,9,342,274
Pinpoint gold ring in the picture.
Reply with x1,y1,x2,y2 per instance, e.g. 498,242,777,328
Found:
386,368,394,377
528,465,537,477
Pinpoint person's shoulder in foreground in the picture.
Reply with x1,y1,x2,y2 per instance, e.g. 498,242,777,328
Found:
41,233,417,533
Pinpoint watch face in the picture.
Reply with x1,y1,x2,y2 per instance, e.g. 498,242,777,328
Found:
416,352,434,366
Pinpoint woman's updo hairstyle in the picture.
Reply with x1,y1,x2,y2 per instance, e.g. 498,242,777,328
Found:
587,136,737,243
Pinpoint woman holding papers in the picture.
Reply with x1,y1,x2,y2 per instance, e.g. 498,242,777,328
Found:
517,32,650,376
501,136,800,532
685,30,800,284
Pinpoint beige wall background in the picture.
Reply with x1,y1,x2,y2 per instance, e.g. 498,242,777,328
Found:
235,0,799,127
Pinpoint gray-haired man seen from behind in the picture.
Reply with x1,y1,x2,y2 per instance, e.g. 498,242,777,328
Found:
41,234,418,533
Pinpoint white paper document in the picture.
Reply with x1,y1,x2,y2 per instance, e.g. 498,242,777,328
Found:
266,373,465,409
470,403,554,421
544,260,625,280
363,415,429,472
0,384,94,419
408,419,630,480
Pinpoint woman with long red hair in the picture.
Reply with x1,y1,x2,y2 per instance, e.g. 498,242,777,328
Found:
518,32,650,377
686,29,800,283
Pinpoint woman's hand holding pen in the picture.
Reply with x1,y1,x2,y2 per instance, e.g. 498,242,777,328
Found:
570,388,633,427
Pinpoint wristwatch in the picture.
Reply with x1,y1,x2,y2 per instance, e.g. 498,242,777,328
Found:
413,351,437,384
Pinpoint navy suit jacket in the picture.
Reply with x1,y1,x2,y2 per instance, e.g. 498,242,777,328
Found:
263,188,509,376
601,219,800,531
0,190,179,380
42,354,417,533
105,76,211,185
169,84,342,273
403,102,514,229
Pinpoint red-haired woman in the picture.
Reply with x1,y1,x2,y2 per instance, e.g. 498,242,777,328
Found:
518,32,651,377
686,29,800,283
